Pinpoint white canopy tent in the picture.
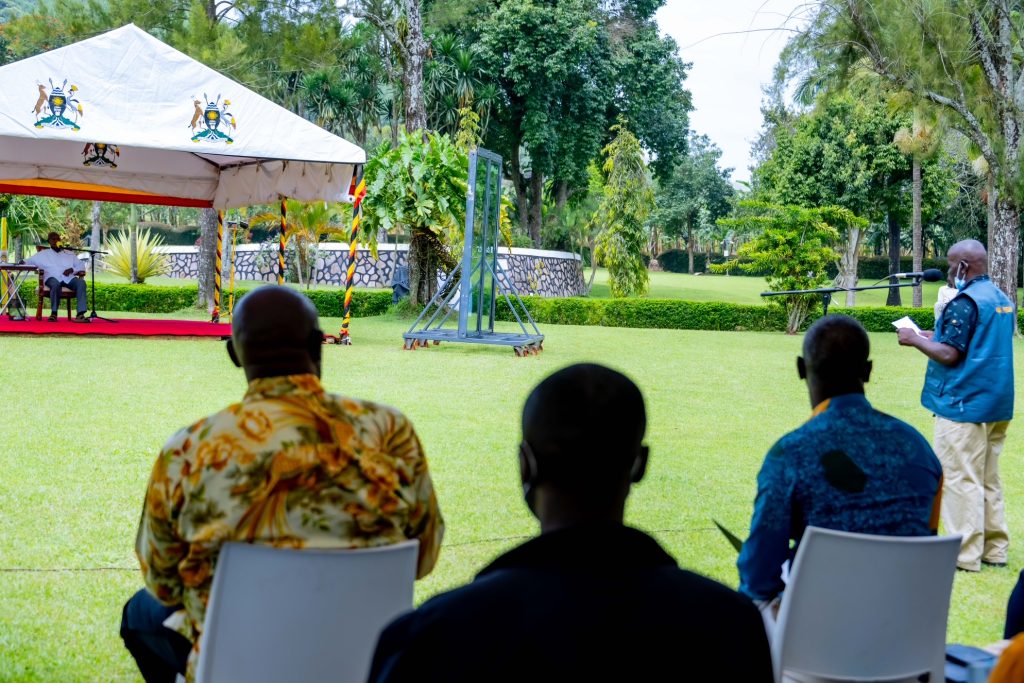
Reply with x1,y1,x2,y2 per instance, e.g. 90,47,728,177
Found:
0,23,365,207
0,24,367,330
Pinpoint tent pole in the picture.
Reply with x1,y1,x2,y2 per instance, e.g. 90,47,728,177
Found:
278,198,287,285
227,208,243,322
339,167,365,345
1,217,7,305
211,209,224,323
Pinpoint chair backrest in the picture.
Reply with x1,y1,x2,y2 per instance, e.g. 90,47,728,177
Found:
195,540,419,683
773,526,960,683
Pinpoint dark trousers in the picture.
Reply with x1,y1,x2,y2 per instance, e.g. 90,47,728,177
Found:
45,276,87,314
121,589,191,683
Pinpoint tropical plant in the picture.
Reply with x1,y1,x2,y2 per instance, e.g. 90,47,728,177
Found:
0,194,63,261
249,200,349,287
592,121,654,298
361,129,468,305
104,229,170,284
715,202,864,334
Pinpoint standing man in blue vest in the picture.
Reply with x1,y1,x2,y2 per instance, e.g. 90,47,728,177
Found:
898,239,1015,572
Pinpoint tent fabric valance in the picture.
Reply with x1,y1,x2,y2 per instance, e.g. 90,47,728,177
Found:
0,24,365,208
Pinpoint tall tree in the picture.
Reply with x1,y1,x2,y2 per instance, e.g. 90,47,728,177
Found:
792,0,1023,309
592,121,654,297
754,91,910,305
650,133,733,273
476,0,689,246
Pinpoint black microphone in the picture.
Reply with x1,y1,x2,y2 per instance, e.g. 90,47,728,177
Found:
889,268,944,282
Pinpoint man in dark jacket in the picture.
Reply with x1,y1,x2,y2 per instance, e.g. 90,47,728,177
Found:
368,363,773,682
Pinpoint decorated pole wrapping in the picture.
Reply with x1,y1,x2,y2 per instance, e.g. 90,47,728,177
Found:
278,198,287,285
211,209,224,323
1,217,7,305
227,210,243,322
339,167,366,345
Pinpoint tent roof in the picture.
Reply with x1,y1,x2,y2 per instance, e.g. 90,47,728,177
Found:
0,24,365,208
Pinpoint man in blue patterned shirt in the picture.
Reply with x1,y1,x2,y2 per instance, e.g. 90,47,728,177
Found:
898,240,1014,572
738,315,943,606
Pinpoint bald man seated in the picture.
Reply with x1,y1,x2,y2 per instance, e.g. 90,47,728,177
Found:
898,239,1015,571
120,286,444,683
738,315,943,610
368,363,774,683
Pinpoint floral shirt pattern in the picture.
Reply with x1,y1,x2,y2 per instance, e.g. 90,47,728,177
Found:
135,374,444,679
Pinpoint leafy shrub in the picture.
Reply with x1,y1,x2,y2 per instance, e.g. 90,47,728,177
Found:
104,229,171,283
18,281,392,318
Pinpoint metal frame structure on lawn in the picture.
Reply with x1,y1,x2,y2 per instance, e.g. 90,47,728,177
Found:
403,148,543,356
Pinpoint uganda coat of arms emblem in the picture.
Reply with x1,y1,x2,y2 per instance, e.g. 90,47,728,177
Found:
33,78,83,131
189,93,236,143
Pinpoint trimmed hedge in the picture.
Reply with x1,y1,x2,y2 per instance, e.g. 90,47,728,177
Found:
17,281,393,318
498,295,987,333
655,249,951,280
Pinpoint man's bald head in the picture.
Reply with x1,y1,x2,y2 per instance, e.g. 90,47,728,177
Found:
521,363,647,502
798,315,872,404
228,286,323,380
948,239,988,277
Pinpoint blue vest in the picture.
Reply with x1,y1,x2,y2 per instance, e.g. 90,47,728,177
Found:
921,277,1015,423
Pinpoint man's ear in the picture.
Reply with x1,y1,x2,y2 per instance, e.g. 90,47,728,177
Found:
519,441,539,487
226,339,242,368
629,445,649,484
797,356,807,381
862,359,873,384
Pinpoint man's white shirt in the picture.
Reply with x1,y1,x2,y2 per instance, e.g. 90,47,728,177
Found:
25,249,85,284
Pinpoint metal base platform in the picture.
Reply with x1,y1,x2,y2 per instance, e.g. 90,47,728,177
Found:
403,328,543,355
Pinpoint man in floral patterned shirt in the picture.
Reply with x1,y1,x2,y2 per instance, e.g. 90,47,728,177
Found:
120,286,444,683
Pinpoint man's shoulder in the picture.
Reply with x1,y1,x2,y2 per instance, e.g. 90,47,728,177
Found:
321,392,413,424
160,404,242,457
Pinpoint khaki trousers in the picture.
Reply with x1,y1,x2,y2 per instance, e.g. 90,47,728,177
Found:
934,416,1010,570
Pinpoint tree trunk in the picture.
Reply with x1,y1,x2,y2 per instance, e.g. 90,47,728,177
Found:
90,201,101,250
990,194,1020,312
839,227,863,307
686,225,694,274
587,235,598,293
408,230,435,305
912,158,923,308
401,0,428,135
886,212,902,307
528,171,544,247
129,204,139,284
510,146,529,236
555,181,569,213
196,208,218,309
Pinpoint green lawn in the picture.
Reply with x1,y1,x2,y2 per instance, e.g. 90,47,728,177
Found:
1,314,1021,681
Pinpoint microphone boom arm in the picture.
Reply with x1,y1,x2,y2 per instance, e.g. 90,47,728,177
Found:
761,278,928,316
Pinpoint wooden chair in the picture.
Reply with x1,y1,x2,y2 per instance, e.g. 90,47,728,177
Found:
34,245,75,321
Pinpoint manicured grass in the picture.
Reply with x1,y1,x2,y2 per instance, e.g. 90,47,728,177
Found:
1,314,1021,680
587,268,949,307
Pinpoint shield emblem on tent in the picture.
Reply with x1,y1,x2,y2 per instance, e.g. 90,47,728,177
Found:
190,93,235,144
33,78,82,131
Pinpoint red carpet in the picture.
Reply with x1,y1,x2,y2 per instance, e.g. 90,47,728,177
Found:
0,316,231,338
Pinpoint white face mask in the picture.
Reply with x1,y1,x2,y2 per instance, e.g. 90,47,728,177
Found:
954,261,968,290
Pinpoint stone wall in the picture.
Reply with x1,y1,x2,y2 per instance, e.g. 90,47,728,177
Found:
155,243,587,298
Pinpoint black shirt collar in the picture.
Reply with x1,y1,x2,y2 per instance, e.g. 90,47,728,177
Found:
477,524,677,578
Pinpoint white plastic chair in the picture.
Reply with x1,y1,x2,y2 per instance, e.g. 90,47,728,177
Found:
772,526,960,683
194,540,419,683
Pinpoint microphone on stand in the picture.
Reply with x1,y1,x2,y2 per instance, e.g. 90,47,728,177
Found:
889,269,944,282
